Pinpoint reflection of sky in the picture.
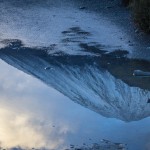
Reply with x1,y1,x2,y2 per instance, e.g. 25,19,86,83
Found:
0,1,149,149
0,59,150,150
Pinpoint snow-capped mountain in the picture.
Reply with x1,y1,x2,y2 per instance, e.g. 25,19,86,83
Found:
0,39,150,122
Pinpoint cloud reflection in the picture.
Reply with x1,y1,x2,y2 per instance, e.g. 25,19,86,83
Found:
0,59,150,150
0,108,48,149
0,60,75,149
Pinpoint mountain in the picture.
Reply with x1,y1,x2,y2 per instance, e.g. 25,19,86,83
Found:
0,39,150,122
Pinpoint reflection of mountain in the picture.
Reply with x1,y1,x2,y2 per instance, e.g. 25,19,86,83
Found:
0,39,150,122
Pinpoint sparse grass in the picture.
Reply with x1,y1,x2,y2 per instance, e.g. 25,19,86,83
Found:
128,0,150,33
122,0,130,7
122,0,150,33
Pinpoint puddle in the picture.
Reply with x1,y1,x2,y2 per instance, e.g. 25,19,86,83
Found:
0,15,150,149
0,1,150,150
0,39,150,150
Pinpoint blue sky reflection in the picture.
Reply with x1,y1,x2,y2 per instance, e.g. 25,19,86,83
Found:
0,60,150,150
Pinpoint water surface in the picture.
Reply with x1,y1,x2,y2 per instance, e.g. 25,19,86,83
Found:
0,1,150,150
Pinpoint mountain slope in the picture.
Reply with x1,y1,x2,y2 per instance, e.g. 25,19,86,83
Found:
0,40,150,122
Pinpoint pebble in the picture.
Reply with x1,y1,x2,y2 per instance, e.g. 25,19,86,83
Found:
147,99,150,103
44,67,52,70
79,6,86,10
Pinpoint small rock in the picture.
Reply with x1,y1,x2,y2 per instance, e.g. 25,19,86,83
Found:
44,67,51,70
129,43,134,46
44,67,49,70
147,99,150,103
106,6,113,9
135,29,139,33
79,6,86,10
70,144,74,148
133,70,150,77
147,47,150,49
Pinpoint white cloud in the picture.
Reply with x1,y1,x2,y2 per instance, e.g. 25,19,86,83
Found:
0,61,75,149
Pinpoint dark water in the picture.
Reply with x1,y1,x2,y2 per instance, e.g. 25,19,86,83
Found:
0,40,150,150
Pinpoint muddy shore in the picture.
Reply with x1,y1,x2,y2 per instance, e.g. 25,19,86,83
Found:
73,0,150,61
